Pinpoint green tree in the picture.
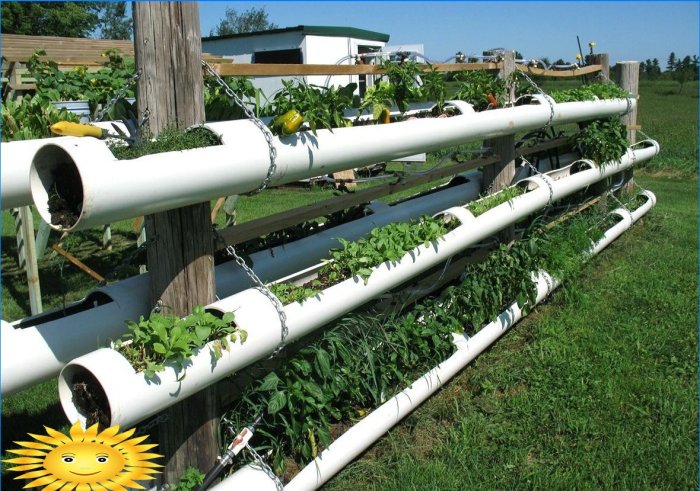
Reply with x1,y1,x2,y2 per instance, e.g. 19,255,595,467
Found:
98,1,132,40
666,52,677,71
210,7,277,36
1,2,103,37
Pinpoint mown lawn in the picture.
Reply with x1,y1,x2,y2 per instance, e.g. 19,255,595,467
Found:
1,79,697,490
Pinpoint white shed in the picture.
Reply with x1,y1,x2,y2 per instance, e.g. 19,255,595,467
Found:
202,25,390,99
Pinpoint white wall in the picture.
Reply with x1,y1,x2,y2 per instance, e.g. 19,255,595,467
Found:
202,33,386,101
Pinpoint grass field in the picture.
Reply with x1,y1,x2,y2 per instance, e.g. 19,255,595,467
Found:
1,79,697,489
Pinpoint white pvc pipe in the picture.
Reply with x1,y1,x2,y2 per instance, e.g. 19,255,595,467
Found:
3,178,480,395
1,122,127,210
214,190,657,491
30,97,634,231
57,142,657,428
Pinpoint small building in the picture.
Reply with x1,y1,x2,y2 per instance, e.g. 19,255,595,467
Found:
202,25,390,99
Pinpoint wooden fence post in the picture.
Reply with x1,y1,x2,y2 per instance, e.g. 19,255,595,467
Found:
589,53,610,81
133,2,218,485
616,61,640,191
483,50,516,242
14,206,42,315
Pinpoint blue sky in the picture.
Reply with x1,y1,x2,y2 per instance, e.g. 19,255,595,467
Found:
197,1,699,67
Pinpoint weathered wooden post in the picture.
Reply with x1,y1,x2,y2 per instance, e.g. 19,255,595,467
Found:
13,206,42,315
483,50,516,241
589,53,610,81
133,2,218,485
616,61,640,191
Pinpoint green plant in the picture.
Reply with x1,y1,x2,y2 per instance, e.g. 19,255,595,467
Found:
420,65,447,112
467,186,526,216
382,59,423,114
115,306,244,379
549,82,629,103
204,75,262,121
575,117,629,165
1,97,79,141
452,70,506,111
358,80,395,120
109,125,221,160
267,80,356,134
26,48,136,114
172,466,205,491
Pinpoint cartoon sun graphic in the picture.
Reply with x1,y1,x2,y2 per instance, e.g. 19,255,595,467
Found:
3,421,163,490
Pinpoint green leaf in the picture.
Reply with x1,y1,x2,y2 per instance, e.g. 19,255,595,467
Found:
260,372,280,391
267,391,287,415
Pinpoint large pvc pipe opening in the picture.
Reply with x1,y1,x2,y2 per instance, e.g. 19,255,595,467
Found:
30,143,85,230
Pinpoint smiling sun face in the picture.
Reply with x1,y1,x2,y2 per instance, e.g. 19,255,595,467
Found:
3,421,162,490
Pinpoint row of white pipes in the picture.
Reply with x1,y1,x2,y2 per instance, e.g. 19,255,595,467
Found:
57,140,658,428
214,188,657,491
1,175,482,395
29,96,633,231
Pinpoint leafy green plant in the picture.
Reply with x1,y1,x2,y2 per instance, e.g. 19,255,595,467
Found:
26,48,136,114
452,70,506,111
467,186,526,216
358,80,395,120
115,306,245,379
420,65,447,112
269,281,321,305
382,59,423,113
225,207,615,476
204,75,262,121
1,97,79,141
549,82,629,103
575,117,629,165
172,466,205,491
267,80,356,134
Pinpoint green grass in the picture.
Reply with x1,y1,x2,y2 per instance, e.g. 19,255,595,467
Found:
324,174,698,490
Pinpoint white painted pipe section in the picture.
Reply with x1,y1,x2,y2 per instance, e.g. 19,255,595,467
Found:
0,122,127,210
57,143,657,427
3,178,480,395
30,98,634,231
214,191,657,491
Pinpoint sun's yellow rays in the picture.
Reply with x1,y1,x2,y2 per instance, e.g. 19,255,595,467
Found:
3,421,163,490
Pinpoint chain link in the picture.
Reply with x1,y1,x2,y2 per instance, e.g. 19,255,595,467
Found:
513,68,555,129
246,444,285,491
202,60,279,195
94,68,142,123
520,156,554,205
213,227,289,356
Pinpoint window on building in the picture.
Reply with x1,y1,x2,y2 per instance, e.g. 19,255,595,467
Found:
254,49,303,64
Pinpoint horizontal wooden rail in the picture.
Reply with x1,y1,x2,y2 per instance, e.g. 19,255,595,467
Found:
216,135,575,247
212,62,601,78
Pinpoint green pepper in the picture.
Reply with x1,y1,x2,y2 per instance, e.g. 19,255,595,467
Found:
272,109,303,135
281,112,304,135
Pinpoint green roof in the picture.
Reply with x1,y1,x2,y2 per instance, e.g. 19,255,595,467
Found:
203,25,389,43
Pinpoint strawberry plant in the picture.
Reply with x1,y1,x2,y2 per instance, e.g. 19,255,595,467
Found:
115,306,245,379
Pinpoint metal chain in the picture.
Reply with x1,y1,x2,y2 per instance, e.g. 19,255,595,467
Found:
213,227,289,356
202,60,279,195
513,68,555,129
246,444,285,491
520,156,554,205
134,413,169,436
94,68,142,123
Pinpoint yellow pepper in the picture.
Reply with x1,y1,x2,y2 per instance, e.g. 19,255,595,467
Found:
272,109,304,135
